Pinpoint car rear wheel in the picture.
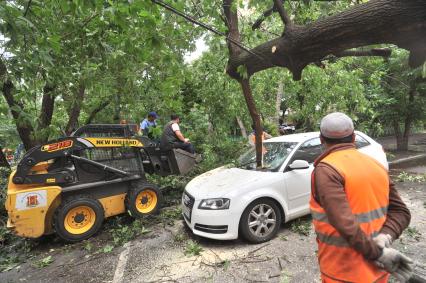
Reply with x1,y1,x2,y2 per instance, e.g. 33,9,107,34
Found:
239,198,282,243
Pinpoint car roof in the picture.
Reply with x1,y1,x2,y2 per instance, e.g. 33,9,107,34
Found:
266,132,320,143
265,131,368,144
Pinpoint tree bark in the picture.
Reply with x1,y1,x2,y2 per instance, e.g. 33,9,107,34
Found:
0,146,10,168
240,79,263,167
65,82,85,135
393,120,404,151
226,0,426,81
223,0,264,167
35,83,56,144
396,81,418,151
85,100,111,125
275,81,283,125
236,116,247,139
38,84,55,130
0,59,35,150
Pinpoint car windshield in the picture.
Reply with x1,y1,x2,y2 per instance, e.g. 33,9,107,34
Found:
238,142,298,171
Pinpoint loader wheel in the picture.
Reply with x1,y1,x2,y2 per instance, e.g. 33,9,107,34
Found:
126,183,162,217
54,196,104,242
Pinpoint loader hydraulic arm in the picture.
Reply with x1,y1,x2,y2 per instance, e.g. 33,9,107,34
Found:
13,138,88,185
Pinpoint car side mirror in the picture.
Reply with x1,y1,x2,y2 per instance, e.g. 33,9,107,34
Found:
289,160,310,170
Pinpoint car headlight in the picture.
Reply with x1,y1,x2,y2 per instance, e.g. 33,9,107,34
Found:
198,198,230,210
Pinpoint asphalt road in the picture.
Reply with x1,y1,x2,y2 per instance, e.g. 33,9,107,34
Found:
1,167,425,283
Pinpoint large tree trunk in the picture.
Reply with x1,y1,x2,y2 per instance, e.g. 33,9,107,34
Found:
36,84,56,144
393,120,406,151
2,81,35,150
240,79,263,167
65,82,85,135
396,81,417,151
0,59,35,150
226,0,426,81
223,0,264,167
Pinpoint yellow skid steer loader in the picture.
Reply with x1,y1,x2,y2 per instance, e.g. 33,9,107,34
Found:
5,124,196,242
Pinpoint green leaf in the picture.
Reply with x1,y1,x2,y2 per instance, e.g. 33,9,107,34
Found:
59,0,70,13
102,245,113,253
237,65,248,79
35,256,53,268
48,35,61,53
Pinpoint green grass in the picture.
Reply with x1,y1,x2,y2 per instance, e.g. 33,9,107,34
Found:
34,256,53,268
405,226,421,241
395,172,426,183
102,245,113,253
110,219,152,246
290,219,311,236
173,232,188,243
279,235,288,241
222,259,231,271
184,240,203,256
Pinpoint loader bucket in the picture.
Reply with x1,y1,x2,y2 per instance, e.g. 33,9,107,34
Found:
169,149,196,175
142,148,196,176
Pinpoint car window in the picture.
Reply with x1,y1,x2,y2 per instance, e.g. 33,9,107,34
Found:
355,134,370,148
289,137,323,165
238,142,298,171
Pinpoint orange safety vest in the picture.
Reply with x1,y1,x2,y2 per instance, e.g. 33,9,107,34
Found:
310,148,389,283
250,132,268,144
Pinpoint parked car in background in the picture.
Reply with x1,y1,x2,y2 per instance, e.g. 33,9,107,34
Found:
182,131,388,243
278,123,296,135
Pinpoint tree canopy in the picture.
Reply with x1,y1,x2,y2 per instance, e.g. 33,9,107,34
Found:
0,0,425,166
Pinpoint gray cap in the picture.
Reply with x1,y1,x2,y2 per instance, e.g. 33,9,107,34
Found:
320,112,354,139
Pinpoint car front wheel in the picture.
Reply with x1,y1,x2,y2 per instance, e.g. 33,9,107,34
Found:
239,198,282,243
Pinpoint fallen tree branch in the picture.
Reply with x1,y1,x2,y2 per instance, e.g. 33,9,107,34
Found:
333,48,392,58
226,0,426,80
273,0,292,27
252,6,275,31
248,243,271,256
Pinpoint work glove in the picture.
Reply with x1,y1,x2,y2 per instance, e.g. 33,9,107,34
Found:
376,248,413,282
373,233,393,249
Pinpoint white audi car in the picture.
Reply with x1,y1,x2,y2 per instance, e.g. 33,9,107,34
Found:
182,131,388,243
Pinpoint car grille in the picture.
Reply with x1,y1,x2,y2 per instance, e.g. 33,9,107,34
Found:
182,191,194,222
194,224,228,234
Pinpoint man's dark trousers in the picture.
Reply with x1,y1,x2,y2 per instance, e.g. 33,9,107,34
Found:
172,142,195,154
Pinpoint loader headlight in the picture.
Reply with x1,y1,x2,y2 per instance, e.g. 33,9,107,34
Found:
198,198,230,210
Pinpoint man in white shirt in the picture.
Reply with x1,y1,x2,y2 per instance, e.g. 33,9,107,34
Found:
160,114,195,154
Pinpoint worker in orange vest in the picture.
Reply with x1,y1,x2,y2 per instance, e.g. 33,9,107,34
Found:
311,112,412,283
248,124,272,147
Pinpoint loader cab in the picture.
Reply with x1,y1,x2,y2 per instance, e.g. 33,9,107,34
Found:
71,124,140,139
71,124,196,177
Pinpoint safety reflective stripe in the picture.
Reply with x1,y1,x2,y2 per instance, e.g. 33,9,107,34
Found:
355,206,388,223
316,232,350,247
311,206,388,224
311,210,329,222
315,231,380,247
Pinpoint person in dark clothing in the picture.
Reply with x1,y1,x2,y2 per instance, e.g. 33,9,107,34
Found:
160,114,195,154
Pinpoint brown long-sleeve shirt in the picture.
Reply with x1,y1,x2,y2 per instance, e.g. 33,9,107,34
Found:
313,143,411,260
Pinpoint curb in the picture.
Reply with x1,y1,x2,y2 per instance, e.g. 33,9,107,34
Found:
389,154,426,169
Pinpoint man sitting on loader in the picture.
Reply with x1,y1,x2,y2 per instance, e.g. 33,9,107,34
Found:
160,114,195,154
